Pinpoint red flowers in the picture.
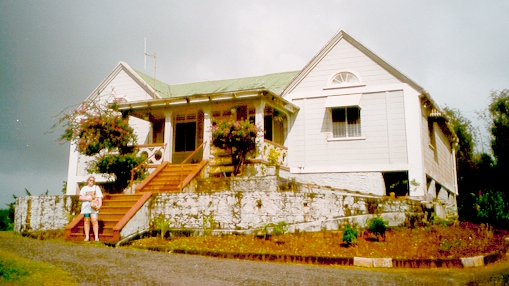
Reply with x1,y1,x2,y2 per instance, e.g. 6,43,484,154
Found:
210,119,261,175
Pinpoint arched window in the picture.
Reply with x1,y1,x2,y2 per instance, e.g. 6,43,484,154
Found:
328,71,362,88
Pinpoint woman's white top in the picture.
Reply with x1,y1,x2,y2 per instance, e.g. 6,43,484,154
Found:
79,185,103,214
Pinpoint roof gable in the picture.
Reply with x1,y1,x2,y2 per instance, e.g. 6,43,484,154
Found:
281,30,424,96
85,61,159,103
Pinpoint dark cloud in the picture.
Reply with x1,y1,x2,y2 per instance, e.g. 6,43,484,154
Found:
1,1,508,206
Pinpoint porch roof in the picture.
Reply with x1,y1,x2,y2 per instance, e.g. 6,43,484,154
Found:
134,69,299,98
117,70,301,118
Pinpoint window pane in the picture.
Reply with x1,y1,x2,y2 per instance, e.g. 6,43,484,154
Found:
331,107,361,138
332,108,346,137
347,107,361,137
333,121,346,137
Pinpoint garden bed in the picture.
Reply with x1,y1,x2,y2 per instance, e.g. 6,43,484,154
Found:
127,222,509,267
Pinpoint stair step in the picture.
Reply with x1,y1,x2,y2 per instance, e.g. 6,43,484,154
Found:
144,182,180,187
98,214,125,220
141,188,180,193
100,206,133,211
72,228,114,236
68,232,115,242
101,203,139,208
138,162,203,193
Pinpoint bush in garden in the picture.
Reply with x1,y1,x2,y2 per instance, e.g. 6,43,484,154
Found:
368,217,388,241
342,224,358,246
88,153,147,193
210,119,261,176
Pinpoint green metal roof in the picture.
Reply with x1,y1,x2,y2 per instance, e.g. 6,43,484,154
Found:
134,69,299,99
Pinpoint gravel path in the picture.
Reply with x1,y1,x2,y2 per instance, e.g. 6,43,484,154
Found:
0,232,499,285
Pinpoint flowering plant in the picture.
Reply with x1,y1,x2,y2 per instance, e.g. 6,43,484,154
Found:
55,100,136,156
53,99,145,192
210,119,261,176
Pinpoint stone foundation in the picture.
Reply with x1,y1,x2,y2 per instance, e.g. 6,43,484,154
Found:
14,175,456,237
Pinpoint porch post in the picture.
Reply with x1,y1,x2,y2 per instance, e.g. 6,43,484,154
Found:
164,111,173,163
254,100,265,159
203,107,212,160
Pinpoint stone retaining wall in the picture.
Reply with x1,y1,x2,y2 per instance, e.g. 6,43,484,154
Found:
150,176,426,234
14,195,80,233
14,176,432,236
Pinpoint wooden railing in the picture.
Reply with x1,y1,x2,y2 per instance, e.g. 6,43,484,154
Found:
129,143,166,192
179,141,207,191
112,192,153,242
262,139,288,167
136,143,166,166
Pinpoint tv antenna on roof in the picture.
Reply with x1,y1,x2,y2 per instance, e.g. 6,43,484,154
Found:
144,38,157,98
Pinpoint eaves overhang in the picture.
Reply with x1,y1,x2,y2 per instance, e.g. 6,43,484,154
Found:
420,92,459,145
117,88,300,116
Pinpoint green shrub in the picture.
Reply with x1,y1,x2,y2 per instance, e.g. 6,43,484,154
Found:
154,216,170,239
255,221,288,239
474,189,509,229
273,221,288,235
210,118,261,176
368,217,388,241
342,224,358,246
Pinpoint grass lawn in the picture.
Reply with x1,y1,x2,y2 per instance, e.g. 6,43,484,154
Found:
0,249,76,285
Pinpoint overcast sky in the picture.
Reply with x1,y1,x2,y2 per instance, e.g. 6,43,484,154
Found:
1,1,508,207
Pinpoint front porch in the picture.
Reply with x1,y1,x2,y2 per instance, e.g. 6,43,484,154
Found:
133,138,288,191
117,87,296,193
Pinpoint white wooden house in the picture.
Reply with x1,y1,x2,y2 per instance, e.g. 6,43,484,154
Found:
66,30,458,208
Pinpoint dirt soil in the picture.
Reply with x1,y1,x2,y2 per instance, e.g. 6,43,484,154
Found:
130,222,509,260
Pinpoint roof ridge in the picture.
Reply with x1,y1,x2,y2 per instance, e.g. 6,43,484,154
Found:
133,69,299,86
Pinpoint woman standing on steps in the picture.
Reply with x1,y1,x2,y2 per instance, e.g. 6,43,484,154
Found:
79,176,103,241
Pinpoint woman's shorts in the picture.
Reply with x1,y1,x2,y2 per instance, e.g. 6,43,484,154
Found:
83,213,98,219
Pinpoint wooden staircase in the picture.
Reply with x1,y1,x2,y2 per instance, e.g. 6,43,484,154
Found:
65,161,206,243
64,193,151,243
136,161,207,193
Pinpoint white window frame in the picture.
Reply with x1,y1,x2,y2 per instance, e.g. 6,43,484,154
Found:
329,106,364,140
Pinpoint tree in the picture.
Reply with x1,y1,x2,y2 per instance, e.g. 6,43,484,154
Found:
0,195,17,231
488,89,509,187
442,91,509,228
210,119,261,176
54,99,146,192
444,107,494,222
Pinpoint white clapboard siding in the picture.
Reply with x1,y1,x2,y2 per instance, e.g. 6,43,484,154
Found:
288,89,408,171
421,116,456,192
98,69,152,102
292,40,401,95
95,69,153,144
